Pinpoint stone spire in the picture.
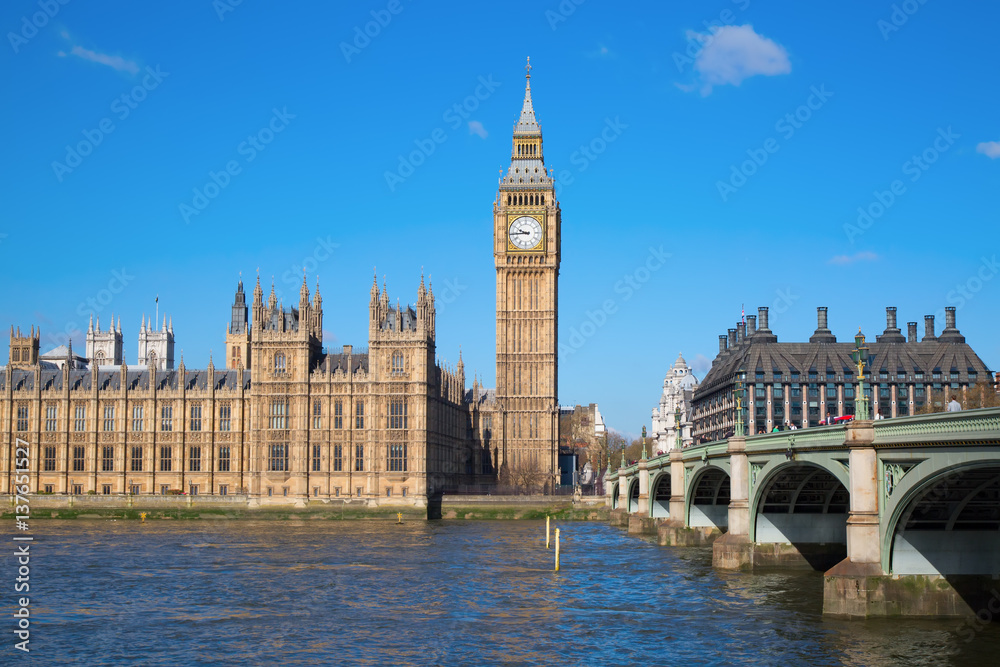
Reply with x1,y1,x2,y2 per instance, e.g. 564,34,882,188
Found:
253,271,263,306
514,56,540,136
504,57,550,186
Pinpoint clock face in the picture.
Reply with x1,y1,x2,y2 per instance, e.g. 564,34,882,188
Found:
509,216,543,250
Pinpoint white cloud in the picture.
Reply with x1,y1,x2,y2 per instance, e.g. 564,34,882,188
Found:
976,141,1000,159
468,121,488,139
691,353,712,376
587,43,614,59
57,32,139,75
828,251,878,265
684,24,791,95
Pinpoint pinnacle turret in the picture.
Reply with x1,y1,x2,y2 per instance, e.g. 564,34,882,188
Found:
513,56,540,136
503,57,550,186
299,273,309,303
253,272,263,305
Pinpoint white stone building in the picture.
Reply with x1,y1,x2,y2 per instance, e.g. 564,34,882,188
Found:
85,315,124,366
137,315,175,370
651,353,699,453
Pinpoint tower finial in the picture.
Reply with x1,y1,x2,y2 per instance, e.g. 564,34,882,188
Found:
525,56,531,79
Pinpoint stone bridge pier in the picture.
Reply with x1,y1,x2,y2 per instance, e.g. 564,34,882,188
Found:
609,408,1000,618
711,436,751,568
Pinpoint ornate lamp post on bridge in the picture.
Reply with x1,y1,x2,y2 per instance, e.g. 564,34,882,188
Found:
850,329,870,421
674,405,682,451
734,368,747,437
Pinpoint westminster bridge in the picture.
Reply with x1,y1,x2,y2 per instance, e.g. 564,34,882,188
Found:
606,407,1000,618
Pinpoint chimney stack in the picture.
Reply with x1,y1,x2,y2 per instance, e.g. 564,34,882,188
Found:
881,306,905,342
736,322,746,343
809,306,837,343
719,335,728,355
945,306,956,330
746,314,757,336
924,315,936,341
939,306,965,342
728,328,737,349
907,322,917,343
758,307,769,331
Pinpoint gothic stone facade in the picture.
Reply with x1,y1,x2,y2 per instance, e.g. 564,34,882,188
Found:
692,306,993,442
1,62,564,501
493,62,561,484
1,277,495,504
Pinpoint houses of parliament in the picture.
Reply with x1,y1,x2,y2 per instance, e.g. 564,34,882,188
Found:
0,63,562,504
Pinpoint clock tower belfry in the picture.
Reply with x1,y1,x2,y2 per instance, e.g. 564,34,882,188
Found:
494,58,561,488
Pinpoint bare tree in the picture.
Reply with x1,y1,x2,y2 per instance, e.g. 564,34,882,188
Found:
497,459,547,495
915,382,998,414
605,429,628,468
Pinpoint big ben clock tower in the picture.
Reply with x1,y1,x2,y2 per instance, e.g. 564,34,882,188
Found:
495,58,560,487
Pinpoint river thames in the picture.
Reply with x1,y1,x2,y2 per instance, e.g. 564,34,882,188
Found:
19,520,1000,665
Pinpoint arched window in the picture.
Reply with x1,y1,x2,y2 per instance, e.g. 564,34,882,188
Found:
274,352,286,373
96,351,106,365
391,351,404,374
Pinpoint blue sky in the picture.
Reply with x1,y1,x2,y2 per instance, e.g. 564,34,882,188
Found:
2,0,998,438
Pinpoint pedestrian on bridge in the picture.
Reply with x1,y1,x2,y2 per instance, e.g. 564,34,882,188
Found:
947,396,962,412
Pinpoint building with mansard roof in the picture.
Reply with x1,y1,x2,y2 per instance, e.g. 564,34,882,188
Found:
692,305,993,442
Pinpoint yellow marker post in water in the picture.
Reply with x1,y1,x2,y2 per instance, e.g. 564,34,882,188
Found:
397,512,402,524
554,528,560,572
546,516,550,549
140,512,147,523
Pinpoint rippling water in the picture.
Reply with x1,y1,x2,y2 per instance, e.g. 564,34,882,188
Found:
18,520,1000,665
